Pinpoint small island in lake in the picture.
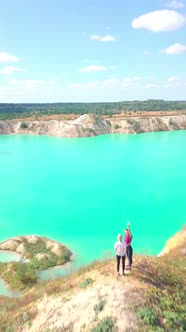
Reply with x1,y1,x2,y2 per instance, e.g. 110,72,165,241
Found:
0,235,71,290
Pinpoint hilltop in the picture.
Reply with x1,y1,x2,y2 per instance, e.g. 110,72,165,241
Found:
0,229,185,332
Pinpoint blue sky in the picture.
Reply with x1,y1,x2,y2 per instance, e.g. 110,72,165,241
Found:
0,0,186,102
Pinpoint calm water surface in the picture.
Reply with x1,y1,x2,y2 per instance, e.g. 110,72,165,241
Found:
0,132,186,280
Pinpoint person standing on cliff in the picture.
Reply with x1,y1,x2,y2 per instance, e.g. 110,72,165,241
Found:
114,234,126,276
124,222,133,269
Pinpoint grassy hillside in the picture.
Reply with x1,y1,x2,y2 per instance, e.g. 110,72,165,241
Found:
0,231,185,332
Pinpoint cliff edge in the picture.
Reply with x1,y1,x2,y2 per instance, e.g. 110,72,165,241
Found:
158,226,186,257
0,229,185,331
0,113,186,137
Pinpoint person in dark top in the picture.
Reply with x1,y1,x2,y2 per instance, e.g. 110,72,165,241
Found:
124,222,133,269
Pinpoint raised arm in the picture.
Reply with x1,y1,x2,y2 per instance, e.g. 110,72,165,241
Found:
127,222,132,238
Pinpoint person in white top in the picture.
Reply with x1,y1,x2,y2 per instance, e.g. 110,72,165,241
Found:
114,234,126,276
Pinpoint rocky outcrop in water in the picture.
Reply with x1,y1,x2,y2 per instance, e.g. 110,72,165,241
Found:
0,113,186,137
0,235,71,262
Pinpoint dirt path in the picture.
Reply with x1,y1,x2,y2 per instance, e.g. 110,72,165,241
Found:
23,261,143,332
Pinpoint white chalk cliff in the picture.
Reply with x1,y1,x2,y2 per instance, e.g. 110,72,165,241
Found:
0,113,186,137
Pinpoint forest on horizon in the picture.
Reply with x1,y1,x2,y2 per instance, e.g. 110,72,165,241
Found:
0,99,186,120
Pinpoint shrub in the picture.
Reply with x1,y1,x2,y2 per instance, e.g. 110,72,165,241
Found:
114,124,121,129
24,239,71,270
21,311,32,327
24,238,47,257
4,323,15,332
169,119,179,129
20,122,28,129
94,300,106,314
91,317,115,332
163,310,186,330
126,119,142,132
80,278,93,289
16,262,38,287
137,307,158,326
62,248,71,261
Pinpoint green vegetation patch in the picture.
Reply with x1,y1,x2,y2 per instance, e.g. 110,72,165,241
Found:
24,238,47,257
133,257,186,332
0,238,71,290
20,122,28,129
91,317,115,332
137,290,186,331
113,124,121,129
137,307,158,326
23,238,71,270
169,118,179,130
94,300,106,314
79,278,93,289
0,100,186,120
126,119,143,132
0,262,33,290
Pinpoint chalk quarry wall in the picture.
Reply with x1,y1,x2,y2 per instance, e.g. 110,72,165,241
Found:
0,113,186,137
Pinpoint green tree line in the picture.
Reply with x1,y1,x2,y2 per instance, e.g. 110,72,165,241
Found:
0,100,186,120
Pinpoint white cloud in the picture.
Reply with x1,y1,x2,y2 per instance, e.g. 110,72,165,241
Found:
161,43,186,54
68,76,186,100
11,79,56,88
71,77,140,90
166,76,186,86
167,76,179,82
0,76,186,102
80,65,107,72
144,50,152,55
167,1,184,9
90,34,116,42
131,10,186,32
121,77,140,87
0,52,20,63
0,66,24,75
0,78,58,103
144,83,160,89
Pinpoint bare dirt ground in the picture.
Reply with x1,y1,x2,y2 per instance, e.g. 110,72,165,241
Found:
22,259,145,332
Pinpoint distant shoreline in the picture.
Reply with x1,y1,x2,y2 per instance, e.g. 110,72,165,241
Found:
0,113,186,138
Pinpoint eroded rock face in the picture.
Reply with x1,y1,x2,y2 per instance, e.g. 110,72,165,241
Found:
111,115,186,134
0,122,14,134
0,114,186,137
0,239,20,251
158,227,186,257
0,114,111,137
16,243,25,254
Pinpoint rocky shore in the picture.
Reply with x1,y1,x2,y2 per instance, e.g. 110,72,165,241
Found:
0,235,71,263
0,235,72,290
0,113,186,137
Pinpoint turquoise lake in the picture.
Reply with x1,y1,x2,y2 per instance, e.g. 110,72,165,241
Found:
0,131,186,279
